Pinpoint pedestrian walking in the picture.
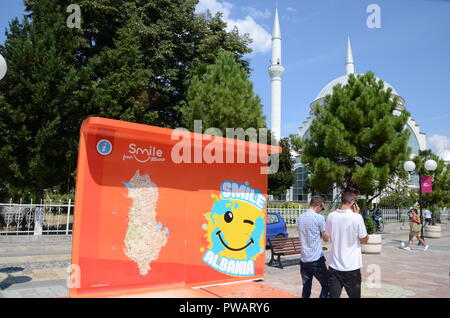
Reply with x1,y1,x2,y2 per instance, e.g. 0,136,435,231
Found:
402,209,429,251
325,191,369,298
424,209,432,226
296,195,330,298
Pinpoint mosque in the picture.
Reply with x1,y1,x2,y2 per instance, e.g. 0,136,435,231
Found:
268,8,427,202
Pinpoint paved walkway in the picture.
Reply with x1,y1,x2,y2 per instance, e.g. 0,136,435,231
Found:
0,236,71,298
0,222,449,298
264,222,450,298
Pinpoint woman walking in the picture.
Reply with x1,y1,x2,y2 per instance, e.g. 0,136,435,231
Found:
402,209,429,251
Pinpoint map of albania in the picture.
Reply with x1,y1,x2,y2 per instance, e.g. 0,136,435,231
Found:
123,170,169,275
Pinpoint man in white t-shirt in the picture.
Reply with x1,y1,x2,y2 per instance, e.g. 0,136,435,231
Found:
325,191,368,298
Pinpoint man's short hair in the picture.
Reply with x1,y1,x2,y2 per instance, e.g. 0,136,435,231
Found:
309,195,326,208
341,191,357,204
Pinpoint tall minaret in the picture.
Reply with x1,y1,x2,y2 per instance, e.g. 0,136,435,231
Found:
268,7,285,142
346,36,355,75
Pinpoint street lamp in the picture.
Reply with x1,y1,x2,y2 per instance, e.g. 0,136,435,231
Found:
0,53,7,80
403,158,437,239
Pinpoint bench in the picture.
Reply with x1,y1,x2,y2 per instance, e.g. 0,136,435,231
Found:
268,237,302,269
268,237,328,268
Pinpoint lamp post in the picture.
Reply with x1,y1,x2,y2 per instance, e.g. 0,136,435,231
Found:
0,53,7,80
403,159,437,239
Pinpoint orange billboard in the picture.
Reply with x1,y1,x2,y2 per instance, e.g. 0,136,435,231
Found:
70,117,280,297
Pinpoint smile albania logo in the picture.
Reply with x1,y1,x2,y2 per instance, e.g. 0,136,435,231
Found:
201,181,266,277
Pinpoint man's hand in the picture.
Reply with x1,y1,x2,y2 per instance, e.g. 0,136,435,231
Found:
321,231,330,242
359,235,369,244
352,202,360,214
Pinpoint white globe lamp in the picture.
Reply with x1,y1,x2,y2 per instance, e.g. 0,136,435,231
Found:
0,53,7,80
403,161,416,172
424,159,437,171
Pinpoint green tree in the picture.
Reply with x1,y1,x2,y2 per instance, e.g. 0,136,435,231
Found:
300,72,411,203
79,0,252,128
0,0,92,202
181,50,265,133
268,138,295,197
0,0,254,201
87,14,157,124
412,150,450,224
378,174,418,208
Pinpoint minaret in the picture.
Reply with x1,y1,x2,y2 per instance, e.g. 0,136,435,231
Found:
346,36,355,75
268,7,285,142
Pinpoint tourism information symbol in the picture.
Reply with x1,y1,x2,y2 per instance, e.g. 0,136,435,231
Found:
96,139,112,156
71,117,280,297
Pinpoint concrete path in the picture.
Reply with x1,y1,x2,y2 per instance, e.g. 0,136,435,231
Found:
264,222,450,298
0,236,71,298
0,223,449,298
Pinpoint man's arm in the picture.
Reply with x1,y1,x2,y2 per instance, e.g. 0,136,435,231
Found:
319,216,330,242
321,231,330,242
358,214,369,244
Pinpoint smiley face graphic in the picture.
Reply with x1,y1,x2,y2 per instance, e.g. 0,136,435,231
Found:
203,196,265,260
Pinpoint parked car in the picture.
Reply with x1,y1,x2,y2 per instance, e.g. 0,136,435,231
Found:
266,212,288,246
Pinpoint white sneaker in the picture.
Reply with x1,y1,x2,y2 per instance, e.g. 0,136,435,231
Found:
424,245,429,251
400,242,405,248
403,247,411,250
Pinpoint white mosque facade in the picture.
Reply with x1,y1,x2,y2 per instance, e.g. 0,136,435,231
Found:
268,9,427,202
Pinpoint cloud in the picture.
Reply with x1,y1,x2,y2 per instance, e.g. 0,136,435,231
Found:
196,0,271,54
286,7,297,12
427,134,450,161
241,6,271,19
195,0,233,18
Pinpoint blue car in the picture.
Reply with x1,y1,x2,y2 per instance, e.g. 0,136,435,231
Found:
266,212,288,246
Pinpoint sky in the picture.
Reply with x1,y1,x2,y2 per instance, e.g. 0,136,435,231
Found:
1,0,449,160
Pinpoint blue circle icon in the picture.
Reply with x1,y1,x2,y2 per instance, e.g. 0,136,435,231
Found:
97,139,112,156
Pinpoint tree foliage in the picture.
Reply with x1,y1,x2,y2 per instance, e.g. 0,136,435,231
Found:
413,150,450,209
0,0,254,201
181,50,265,133
268,138,295,197
0,0,91,201
378,174,418,208
300,72,411,202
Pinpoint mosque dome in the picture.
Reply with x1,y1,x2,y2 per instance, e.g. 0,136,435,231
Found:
310,36,404,110
314,74,400,101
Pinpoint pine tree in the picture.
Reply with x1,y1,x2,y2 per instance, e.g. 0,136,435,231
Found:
0,0,92,202
181,50,265,133
300,72,411,202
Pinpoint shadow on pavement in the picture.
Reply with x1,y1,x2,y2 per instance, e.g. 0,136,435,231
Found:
266,258,300,269
0,267,32,290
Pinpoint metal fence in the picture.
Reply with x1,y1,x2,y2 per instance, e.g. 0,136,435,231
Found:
0,199,447,235
0,200,74,236
267,207,307,226
268,206,449,226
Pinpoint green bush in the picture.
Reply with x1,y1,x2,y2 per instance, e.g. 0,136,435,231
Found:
281,201,303,208
268,201,303,209
365,217,376,235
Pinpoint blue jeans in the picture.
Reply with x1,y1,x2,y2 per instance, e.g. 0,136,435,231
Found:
300,256,329,298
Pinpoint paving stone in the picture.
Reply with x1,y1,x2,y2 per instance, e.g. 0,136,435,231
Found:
1,222,449,298
19,289,41,298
